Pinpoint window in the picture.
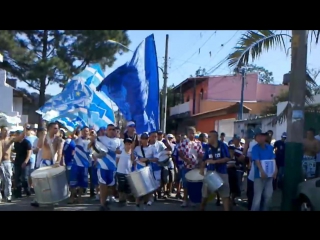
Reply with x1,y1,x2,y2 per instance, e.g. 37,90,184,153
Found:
200,88,204,100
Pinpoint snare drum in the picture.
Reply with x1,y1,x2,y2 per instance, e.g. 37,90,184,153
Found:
185,169,204,203
93,141,108,158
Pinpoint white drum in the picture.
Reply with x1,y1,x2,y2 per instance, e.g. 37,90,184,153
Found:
185,169,204,182
31,166,69,204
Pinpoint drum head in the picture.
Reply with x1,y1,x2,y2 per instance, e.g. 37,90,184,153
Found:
31,166,65,179
185,169,204,182
95,141,108,153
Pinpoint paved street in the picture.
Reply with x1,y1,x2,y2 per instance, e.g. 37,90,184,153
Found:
0,194,246,211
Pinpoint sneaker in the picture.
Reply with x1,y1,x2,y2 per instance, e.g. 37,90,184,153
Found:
180,201,188,208
109,196,118,203
6,196,12,203
147,201,153,206
95,194,100,201
31,201,40,207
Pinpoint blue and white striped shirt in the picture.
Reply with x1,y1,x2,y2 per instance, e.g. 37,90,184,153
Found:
96,136,122,171
73,137,92,168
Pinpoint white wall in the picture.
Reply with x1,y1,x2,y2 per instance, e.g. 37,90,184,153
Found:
0,70,14,116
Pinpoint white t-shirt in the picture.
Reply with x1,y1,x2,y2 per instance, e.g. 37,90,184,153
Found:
315,135,320,163
116,150,132,174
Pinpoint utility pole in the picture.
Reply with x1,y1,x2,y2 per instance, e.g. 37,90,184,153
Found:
161,34,169,132
238,68,246,120
281,30,308,211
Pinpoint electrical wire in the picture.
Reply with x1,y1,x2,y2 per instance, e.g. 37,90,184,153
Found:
170,31,217,74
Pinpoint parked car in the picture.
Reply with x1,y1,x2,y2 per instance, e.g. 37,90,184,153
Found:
296,178,320,211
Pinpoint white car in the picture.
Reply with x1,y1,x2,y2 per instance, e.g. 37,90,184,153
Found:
296,178,320,211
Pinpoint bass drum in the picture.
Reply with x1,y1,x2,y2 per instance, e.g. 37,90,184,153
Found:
126,167,159,198
31,166,69,204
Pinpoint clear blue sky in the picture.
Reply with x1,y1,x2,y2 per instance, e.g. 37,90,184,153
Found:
18,30,320,95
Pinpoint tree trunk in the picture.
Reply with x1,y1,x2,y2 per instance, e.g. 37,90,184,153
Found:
38,30,48,127
281,30,308,211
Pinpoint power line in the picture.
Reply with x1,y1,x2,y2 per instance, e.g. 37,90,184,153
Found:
170,31,217,73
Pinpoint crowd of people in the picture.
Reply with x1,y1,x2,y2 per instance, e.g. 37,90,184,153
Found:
1,121,320,211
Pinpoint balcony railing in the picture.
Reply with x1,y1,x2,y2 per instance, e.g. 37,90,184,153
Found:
170,101,192,116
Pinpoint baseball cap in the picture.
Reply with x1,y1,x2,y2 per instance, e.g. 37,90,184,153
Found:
167,134,174,139
240,138,245,144
254,128,268,136
233,134,241,140
140,132,149,139
281,132,287,138
127,121,135,127
157,130,163,135
124,138,133,144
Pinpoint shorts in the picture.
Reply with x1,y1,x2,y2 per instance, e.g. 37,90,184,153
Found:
97,169,115,186
202,171,230,198
69,164,89,188
40,159,54,168
25,164,35,177
116,172,131,194
181,168,191,189
161,167,174,184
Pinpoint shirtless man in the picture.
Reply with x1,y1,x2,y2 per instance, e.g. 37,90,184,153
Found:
302,128,320,179
0,127,14,202
31,122,63,207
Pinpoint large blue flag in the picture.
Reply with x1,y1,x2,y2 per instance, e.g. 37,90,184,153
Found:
55,116,87,132
96,34,160,134
37,64,115,130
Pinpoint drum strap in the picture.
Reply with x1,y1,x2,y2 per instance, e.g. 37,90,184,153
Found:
140,146,149,166
140,146,156,179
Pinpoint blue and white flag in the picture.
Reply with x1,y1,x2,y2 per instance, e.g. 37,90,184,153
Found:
96,34,160,134
37,64,115,130
55,116,87,132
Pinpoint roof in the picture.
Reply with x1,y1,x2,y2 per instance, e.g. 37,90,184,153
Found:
192,102,251,118
13,88,33,102
172,76,208,93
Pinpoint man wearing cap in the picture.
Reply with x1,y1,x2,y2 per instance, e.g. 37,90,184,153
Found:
124,121,139,147
0,127,15,202
232,135,246,196
273,132,287,189
133,132,159,209
250,129,277,211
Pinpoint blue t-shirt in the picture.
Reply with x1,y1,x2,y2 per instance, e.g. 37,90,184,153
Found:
203,141,230,174
63,139,76,167
274,140,285,167
25,136,38,166
251,144,275,179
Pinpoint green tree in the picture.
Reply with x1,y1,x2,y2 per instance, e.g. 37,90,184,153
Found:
226,30,319,121
0,30,130,125
246,64,274,84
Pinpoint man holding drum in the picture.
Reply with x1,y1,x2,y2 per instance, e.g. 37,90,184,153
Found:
132,132,159,210
199,130,231,211
95,124,122,211
31,122,63,207
178,127,203,208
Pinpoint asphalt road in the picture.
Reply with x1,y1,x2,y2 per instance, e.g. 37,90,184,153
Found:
0,194,246,211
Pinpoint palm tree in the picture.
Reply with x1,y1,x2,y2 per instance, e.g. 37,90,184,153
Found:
226,30,320,123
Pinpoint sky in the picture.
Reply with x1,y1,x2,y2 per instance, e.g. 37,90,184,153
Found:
17,30,320,95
